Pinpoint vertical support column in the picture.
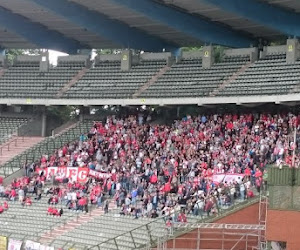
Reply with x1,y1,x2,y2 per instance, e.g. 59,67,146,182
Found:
41,107,47,137
176,106,180,118
259,47,267,59
250,48,259,63
170,47,182,63
286,38,299,64
39,51,49,72
167,56,175,67
202,45,214,69
121,50,132,71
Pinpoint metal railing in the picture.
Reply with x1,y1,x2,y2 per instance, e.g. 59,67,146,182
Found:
0,135,25,156
85,196,260,250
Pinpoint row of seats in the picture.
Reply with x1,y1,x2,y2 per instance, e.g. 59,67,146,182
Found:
1,54,299,99
0,117,28,145
217,54,300,96
64,60,167,99
140,56,249,98
0,195,79,243
0,61,84,98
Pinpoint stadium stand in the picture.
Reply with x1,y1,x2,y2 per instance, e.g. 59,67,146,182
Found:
0,46,300,102
0,60,85,99
0,111,296,248
140,55,250,98
0,121,93,178
216,52,300,96
63,59,167,99
0,117,28,145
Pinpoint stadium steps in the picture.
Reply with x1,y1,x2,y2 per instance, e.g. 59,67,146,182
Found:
0,136,43,166
132,65,171,98
56,67,89,98
39,202,117,245
209,61,253,97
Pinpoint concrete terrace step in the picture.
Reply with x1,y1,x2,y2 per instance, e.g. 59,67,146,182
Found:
39,202,117,244
0,136,44,165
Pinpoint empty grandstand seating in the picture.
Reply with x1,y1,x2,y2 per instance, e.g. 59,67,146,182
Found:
0,196,79,243
0,60,85,99
0,117,28,145
217,53,300,96
140,56,249,98
1,50,300,100
63,59,167,99
49,214,166,249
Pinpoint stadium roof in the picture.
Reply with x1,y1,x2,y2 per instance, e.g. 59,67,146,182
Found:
0,0,299,53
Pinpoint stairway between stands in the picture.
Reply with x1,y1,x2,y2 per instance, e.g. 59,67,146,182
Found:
0,136,43,166
39,202,117,244
209,62,253,97
132,65,170,98
56,67,89,98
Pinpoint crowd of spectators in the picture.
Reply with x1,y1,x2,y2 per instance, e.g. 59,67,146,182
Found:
0,112,299,223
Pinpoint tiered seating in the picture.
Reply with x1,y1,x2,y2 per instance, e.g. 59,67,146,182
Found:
0,196,78,242
0,120,93,177
0,61,84,99
140,56,249,98
49,213,167,249
217,53,300,96
63,59,166,99
0,117,28,144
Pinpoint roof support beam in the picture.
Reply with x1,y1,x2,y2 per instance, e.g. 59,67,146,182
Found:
204,0,300,37
0,7,86,53
110,0,255,48
28,0,177,52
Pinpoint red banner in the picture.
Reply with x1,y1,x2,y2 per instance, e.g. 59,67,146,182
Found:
89,170,111,179
36,167,111,182
212,173,245,184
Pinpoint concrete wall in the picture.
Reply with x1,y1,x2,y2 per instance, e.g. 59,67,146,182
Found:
40,51,49,72
202,45,214,69
121,50,132,71
140,52,170,61
181,51,202,59
18,116,43,137
95,54,121,62
165,202,259,249
267,209,300,250
58,55,89,62
16,55,41,62
224,47,257,57
286,39,299,64
264,45,286,55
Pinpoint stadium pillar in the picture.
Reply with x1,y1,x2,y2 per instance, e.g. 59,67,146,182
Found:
40,51,49,72
176,106,180,118
41,107,47,137
171,48,182,63
121,50,132,71
202,45,214,69
286,38,299,64
250,48,259,63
